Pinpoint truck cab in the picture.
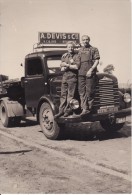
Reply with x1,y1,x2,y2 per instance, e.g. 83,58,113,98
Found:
23,50,66,107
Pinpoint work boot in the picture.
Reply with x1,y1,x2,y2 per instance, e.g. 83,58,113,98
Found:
54,112,64,119
80,109,90,116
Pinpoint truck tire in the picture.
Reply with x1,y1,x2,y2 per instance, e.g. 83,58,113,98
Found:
39,102,62,140
0,101,12,127
100,118,125,132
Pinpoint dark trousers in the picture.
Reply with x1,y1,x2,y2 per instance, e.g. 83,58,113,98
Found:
78,75,96,110
59,76,77,113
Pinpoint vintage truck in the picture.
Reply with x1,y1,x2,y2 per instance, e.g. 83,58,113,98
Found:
0,41,131,140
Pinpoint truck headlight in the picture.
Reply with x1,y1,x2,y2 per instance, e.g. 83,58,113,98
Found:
69,99,79,110
123,93,131,103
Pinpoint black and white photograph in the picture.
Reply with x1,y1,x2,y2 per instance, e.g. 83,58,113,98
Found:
0,0,131,193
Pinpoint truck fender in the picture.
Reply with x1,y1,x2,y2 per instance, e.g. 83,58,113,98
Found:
0,98,24,117
118,90,126,109
37,95,56,122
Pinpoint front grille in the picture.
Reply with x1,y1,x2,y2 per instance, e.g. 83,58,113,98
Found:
93,79,120,109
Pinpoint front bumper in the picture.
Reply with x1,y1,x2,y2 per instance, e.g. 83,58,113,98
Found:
57,107,131,123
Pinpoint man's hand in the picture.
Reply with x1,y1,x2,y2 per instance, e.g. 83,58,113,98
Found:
86,68,93,78
61,62,69,68
70,59,74,64
61,67,68,71
61,62,67,67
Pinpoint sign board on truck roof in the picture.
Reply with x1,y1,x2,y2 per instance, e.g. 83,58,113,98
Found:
38,32,80,44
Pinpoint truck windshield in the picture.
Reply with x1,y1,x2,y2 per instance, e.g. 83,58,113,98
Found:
47,57,62,74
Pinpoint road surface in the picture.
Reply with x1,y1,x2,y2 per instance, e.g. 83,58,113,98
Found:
0,117,131,193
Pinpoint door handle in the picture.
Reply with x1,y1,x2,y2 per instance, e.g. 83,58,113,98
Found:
24,80,28,83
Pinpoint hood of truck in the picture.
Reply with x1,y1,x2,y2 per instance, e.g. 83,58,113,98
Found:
49,72,118,97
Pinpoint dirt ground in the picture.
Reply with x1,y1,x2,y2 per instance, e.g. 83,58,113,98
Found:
0,116,131,193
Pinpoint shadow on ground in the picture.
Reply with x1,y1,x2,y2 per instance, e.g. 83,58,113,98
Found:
17,118,38,127
10,118,131,142
59,121,131,141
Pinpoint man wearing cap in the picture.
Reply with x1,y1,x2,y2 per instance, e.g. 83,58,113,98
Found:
54,41,81,118
78,35,100,115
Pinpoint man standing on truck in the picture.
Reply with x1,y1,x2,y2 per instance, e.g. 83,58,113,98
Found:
78,35,100,115
54,41,81,118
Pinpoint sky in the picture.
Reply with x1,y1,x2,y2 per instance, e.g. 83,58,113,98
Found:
0,0,131,83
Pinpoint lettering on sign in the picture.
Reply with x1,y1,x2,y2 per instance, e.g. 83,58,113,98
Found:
38,32,80,44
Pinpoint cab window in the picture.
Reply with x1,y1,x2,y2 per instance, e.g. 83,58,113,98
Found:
47,56,61,74
26,58,43,76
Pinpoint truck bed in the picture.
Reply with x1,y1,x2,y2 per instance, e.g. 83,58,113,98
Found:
0,78,24,99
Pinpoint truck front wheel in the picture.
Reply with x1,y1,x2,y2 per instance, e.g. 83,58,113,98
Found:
100,118,125,132
39,102,62,140
0,101,12,127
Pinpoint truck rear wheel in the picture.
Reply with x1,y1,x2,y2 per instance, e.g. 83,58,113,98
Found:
0,101,12,127
39,102,62,140
100,118,125,132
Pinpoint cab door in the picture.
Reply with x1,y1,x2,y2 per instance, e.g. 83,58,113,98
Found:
24,57,46,108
